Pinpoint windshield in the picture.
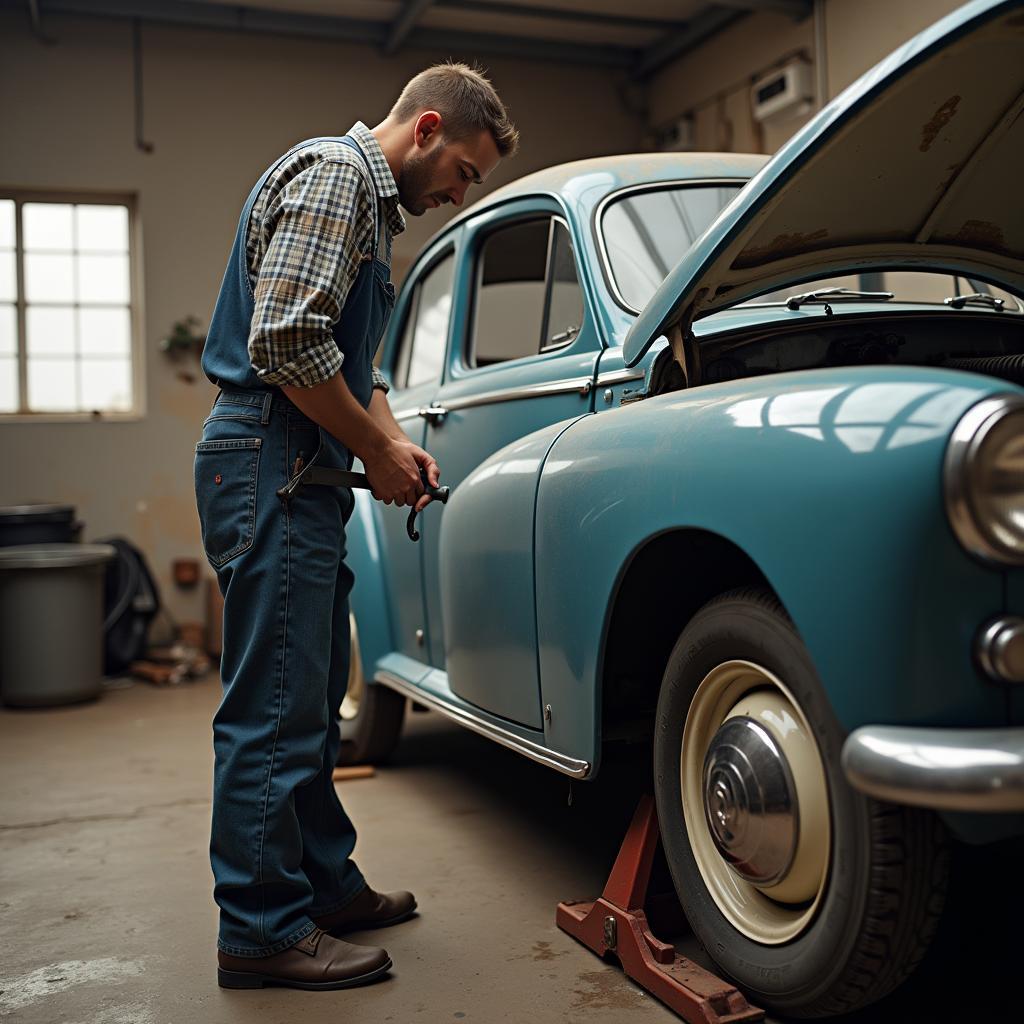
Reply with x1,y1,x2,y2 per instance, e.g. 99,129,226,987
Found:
601,184,743,312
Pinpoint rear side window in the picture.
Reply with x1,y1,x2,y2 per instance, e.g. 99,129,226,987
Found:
395,251,455,389
469,217,584,368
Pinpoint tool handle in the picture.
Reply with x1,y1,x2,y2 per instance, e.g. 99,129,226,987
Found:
407,468,450,542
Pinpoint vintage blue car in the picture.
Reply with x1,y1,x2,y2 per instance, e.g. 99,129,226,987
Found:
339,0,1024,1016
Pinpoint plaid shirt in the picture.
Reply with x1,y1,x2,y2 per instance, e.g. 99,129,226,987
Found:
245,122,405,391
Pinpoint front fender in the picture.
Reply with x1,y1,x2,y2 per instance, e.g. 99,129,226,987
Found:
346,489,394,685
535,366,1021,768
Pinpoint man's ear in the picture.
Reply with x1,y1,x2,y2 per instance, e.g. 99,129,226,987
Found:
413,110,442,149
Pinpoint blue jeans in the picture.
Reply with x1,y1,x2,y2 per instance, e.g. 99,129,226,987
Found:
194,389,367,956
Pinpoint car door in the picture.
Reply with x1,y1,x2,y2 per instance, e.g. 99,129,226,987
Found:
373,237,458,661
418,198,601,727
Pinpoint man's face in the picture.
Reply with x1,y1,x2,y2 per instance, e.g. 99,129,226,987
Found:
397,117,501,217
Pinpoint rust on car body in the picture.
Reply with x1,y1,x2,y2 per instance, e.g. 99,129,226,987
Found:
920,95,962,152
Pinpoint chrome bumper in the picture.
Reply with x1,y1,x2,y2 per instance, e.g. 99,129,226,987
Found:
841,726,1024,812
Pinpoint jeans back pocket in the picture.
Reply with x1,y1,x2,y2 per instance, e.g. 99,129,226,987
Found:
194,438,262,567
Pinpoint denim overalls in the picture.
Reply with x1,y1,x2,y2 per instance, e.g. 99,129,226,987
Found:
194,135,395,956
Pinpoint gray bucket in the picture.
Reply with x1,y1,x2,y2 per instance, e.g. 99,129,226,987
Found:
0,544,116,707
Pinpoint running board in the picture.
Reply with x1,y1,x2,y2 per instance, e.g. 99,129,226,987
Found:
376,671,591,779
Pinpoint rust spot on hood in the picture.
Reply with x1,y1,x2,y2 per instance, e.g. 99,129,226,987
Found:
735,229,829,267
946,219,1009,254
920,96,961,152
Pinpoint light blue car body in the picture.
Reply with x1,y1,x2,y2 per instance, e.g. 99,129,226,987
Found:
344,0,1024,836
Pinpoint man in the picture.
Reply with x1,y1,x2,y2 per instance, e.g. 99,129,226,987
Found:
194,62,518,991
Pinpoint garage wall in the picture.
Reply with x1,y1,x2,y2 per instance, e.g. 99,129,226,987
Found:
648,0,965,156
0,12,642,625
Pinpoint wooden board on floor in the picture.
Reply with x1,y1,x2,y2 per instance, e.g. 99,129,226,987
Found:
332,765,376,782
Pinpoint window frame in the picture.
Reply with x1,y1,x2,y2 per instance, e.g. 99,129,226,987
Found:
463,212,585,372
391,243,457,392
594,177,750,316
0,188,145,421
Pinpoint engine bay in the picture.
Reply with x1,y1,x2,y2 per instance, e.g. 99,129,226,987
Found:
651,311,1024,395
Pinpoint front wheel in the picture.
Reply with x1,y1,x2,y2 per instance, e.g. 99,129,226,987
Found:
654,589,949,1018
337,614,406,765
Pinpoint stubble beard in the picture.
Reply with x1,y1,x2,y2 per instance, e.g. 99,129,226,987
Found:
397,144,445,216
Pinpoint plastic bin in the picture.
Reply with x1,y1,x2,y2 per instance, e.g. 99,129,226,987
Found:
0,544,116,707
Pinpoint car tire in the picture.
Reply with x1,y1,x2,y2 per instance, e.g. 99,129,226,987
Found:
653,587,949,1018
337,613,406,766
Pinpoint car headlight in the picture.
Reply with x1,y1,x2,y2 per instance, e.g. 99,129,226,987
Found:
944,395,1024,565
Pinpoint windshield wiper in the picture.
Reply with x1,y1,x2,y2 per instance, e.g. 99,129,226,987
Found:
785,287,895,310
944,292,1005,311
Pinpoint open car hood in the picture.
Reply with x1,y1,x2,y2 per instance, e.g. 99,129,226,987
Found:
624,0,1024,367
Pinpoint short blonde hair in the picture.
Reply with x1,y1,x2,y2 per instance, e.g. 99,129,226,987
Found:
391,61,519,158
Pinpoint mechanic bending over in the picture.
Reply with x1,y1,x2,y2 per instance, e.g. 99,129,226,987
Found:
193,62,518,992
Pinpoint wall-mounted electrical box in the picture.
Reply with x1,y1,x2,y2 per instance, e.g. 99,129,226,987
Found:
751,60,814,122
657,115,695,152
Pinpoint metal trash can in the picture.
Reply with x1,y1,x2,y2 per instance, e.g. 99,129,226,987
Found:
0,544,116,707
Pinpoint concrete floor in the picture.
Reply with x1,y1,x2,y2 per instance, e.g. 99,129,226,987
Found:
0,675,1017,1024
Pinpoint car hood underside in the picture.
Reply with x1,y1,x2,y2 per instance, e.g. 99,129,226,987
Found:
625,0,1024,366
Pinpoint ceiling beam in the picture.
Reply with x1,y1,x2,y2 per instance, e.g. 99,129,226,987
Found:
713,0,812,19
438,0,688,33
10,0,638,68
384,0,436,56
632,6,745,80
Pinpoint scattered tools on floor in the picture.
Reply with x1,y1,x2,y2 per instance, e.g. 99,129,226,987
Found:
130,637,211,686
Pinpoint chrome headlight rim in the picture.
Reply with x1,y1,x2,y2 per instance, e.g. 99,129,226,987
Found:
944,393,1024,567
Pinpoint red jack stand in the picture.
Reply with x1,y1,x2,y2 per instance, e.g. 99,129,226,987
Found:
557,794,763,1024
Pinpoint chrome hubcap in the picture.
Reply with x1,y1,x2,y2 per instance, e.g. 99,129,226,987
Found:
680,660,831,944
702,716,798,887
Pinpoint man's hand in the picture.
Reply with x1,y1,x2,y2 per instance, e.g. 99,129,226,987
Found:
363,438,440,508
280,374,441,508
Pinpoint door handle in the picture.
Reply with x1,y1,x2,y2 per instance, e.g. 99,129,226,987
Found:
418,405,448,425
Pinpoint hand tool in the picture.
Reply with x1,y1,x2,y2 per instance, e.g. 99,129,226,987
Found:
277,459,449,542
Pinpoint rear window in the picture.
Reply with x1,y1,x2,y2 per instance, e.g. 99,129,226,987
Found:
601,184,743,311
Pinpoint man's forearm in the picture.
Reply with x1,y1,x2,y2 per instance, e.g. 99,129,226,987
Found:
368,388,407,442
280,374,389,463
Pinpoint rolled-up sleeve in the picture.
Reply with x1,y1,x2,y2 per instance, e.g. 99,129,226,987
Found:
371,366,390,394
248,159,372,388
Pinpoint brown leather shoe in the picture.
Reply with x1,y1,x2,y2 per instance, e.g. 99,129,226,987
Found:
217,927,391,990
312,885,417,935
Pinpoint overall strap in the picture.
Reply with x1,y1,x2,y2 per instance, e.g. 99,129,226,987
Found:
336,135,386,264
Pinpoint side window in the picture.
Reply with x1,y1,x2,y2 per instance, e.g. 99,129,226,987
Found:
469,217,584,368
395,251,455,389
544,221,584,350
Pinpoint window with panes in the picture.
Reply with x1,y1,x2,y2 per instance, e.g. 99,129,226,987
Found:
0,195,136,415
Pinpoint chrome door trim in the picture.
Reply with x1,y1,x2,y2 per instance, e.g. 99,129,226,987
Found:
595,177,750,315
596,368,645,387
376,671,591,778
394,407,424,423
440,376,594,413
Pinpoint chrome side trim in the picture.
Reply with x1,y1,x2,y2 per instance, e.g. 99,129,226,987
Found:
376,671,591,778
596,368,645,387
441,376,593,413
841,725,1024,812
394,408,423,423
594,178,751,316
